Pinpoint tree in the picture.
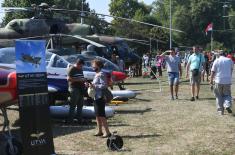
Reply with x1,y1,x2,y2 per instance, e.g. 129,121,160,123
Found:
54,0,90,22
2,0,55,25
152,0,234,49
2,0,91,24
205,41,224,51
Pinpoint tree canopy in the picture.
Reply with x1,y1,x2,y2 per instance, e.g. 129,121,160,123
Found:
2,0,235,51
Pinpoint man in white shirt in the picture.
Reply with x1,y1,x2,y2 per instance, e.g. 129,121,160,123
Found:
210,51,234,115
143,53,149,68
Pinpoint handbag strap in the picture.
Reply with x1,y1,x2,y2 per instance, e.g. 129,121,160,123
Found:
197,54,202,70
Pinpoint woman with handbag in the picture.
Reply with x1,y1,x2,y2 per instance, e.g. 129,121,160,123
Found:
89,59,111,138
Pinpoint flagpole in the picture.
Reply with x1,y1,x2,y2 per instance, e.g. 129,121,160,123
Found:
211,29,213,52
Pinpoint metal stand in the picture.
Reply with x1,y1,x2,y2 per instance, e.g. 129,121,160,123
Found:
150,69,163,92
1,108,22,155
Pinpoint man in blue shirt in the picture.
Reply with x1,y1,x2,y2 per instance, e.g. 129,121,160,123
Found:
161,49,182,100
186,46,205,101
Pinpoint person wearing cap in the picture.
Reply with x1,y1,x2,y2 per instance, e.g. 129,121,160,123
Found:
210,50,234,115
161,49,182,100
67,59,86,123
186,46,205,101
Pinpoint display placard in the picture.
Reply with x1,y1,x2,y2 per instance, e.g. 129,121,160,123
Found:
16,40,55,155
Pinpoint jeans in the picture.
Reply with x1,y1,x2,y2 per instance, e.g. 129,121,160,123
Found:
214,83,232,110
68,88,84,122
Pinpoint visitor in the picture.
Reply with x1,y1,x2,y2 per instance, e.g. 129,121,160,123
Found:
67,59,86,124
210,50,233,115
161,49,182,100
90,59,111,138
186,46,205,101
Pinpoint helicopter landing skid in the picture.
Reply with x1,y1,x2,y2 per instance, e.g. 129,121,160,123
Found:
1,108,22,155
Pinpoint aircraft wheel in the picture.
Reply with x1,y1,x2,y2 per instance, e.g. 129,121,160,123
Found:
49,94,56,105
5,138,23,155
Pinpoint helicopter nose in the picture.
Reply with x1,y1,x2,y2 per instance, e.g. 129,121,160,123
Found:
128,52,141,63
0,28,21,39
112,71,127,81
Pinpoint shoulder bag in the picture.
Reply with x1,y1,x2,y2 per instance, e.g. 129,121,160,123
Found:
192,54,202,77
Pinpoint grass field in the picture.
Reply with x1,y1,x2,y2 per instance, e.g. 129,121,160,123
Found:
1,71,235,155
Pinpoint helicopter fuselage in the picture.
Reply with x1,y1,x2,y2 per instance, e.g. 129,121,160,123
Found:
0,18,93,39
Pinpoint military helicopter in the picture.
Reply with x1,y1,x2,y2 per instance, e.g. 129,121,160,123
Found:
0,3,95,39
1,2,183,39
21,53,41,67
0,3,182,66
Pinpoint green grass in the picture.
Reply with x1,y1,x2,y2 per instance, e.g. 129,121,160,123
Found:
2,70,235,155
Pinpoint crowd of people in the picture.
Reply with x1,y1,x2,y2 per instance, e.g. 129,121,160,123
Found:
65,45,234,139
142,45,234,115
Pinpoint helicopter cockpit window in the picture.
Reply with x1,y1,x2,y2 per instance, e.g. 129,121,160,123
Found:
0,49,15,64
7,20,23,34
46,52,53,66
85,61,91,67
101,58,120,71
66,56,77,64
52,55,68,68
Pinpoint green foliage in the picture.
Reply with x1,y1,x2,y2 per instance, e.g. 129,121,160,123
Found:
2,0,92,23
2,0,55,25
54,0,90,22
205,41,224,51
109,0,168,53
151,0,235,50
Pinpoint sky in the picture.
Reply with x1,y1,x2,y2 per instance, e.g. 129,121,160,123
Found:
15,40,47,73
0,0,155,23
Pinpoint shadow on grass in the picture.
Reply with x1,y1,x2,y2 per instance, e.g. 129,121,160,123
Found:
12,118,20,127
132,98,152,102
122,133,161,139
115,108,152,115
6,107,19,111
124,81,164,86
52,122,95,138
109,123,131,127
200,98,215,101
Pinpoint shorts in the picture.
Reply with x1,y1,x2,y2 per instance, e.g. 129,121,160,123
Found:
94,98,106,117
205,64,210,75
190,71,201,85
168,72,179,85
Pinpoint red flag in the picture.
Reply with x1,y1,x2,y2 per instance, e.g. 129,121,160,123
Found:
205,23,213,35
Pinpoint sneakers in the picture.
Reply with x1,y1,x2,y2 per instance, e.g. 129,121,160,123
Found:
226,107,233,114
196,96,199,100
217,108,233,115
218,110,224,115
171,96,174,100
190,97,195,101
175,96,178,100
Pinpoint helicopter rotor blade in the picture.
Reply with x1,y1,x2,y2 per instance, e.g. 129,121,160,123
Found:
1,7,33,12
1,5,184,33
50,9,184,33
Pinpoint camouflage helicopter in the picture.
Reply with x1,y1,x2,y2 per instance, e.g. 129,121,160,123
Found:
0,3,95,39
0,3,143,65
0,3,182,66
